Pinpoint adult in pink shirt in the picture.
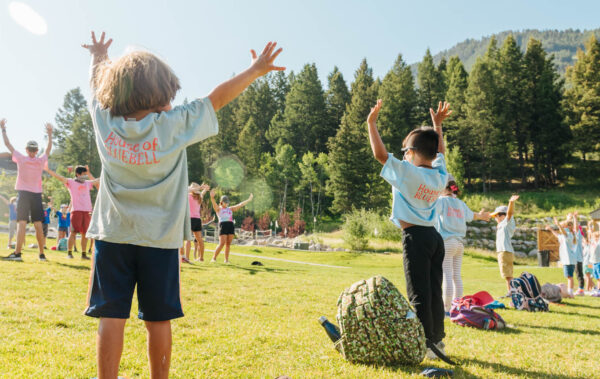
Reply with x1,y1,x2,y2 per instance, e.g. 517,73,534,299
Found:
45,164,99,259
0,118,53,262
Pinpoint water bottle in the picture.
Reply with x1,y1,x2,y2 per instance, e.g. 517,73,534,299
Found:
318,316,341,343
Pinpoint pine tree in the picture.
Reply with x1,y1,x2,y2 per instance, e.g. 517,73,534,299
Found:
443,57,474,184
416,49,446,125
53,88,100,173
266,64,328,154
525,38,570,186
327,59,384,213
497,35,527,185
565,35,600,160
234,78,275,156
237,117,263,174
376,54,417,155
325,67,351,148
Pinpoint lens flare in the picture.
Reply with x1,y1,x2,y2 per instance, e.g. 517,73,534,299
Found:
211,156,245,190
8,2,48,35
240,178,273,214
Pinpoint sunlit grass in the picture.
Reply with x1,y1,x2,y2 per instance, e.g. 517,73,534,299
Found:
1,236,598,378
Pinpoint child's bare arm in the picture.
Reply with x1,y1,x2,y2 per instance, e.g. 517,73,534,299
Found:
473,209,491,221
546,225,560,238
430,101,452,155
231,193,253,212
0,119,15,154
44,166,68,185
367,99,388,165
44,123,53,156
81,31,113,89
506,195,519,221
208,42,284,111
552,217,565,235
209,189,220,214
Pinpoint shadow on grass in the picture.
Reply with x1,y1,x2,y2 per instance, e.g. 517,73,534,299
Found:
53,261,90,271
223,263,297,275
517,324,600,336
458,357,585,379
559,301,600,310
550,309,600,320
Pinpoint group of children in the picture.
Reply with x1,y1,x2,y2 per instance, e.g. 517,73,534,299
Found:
181,181,253,264
546,212,600,297
1,29,596,377
0,116,98,261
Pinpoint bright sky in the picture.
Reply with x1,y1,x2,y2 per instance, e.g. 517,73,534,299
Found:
1,0,599,150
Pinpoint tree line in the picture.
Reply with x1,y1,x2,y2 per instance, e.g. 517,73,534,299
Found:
47,35,600,226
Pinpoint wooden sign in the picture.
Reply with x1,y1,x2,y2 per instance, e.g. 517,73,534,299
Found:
537,229,559,262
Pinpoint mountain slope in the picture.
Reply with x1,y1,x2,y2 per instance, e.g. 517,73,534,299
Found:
412,28,600,74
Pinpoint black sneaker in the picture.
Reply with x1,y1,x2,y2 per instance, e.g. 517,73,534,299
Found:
81,253,90,260
39,254,48,261
67,252,74,259
3,252,23,261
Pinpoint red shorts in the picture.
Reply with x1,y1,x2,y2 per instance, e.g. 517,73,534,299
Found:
71,211,91,234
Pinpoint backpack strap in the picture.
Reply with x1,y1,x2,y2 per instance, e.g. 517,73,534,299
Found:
426,340,458,366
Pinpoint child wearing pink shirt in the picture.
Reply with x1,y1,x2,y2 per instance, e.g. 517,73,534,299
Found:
45,164,99,259
0,118,53,262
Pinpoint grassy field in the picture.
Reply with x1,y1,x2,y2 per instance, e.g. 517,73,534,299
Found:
1,235,599,378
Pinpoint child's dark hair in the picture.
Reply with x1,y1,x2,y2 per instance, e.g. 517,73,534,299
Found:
445,180,460,196
402,127,439,160
75,165,87,176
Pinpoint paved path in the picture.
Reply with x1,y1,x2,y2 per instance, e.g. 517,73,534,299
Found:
205,249,351,269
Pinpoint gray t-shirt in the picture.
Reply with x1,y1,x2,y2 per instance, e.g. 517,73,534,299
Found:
87,98,218,249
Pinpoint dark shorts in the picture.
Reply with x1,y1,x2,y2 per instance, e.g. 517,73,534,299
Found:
563,264,575,278
85,240,183,321
219,221,235,235
42,223,48,237
191,218,203,232
16,190,43,223
58,226,69,233
71,211,91,234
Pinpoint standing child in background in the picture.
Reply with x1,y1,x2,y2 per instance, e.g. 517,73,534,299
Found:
367,99,452,360
44,164,99,260
0,194,18,249
547,215,577,297
590,228,600,296
81,31,284,379
572,212,585,296
181,182,210,263
42,201,52,250
435,175,490,314
55,204,71,249
582,228,595,293
210,190,253,263
0,118,53,262
490,195,520,293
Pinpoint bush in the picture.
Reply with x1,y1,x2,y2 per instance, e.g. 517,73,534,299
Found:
278,211,291,237
288,208,306,238
371,215,402,241
342,209,371,251
257,213,271,231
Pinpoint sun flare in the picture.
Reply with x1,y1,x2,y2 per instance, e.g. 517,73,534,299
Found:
8,1,47,35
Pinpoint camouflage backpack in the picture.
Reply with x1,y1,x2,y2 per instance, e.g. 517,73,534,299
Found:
335,275,426,366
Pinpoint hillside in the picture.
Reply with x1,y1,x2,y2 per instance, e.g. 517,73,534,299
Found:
411,28,600,74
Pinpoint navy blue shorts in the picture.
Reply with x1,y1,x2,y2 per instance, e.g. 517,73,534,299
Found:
563,264,575,278
85,240,183,321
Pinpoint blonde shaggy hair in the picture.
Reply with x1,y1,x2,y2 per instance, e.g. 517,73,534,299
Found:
94,51,181,117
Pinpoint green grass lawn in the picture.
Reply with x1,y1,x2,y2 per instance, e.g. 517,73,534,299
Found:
1,235,599,378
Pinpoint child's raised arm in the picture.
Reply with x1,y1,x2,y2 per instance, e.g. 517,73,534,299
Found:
366,99,388,165
208,42,285,111
473,208,491,221
231,193,253,212
81,31,113,89
552,217,566,235
506,195,519,221
44,165,68,185
0,119,15,154
545,225,560,238
209,189,220,214
85,165,100,190
430,101,452,156
44,123,53,156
